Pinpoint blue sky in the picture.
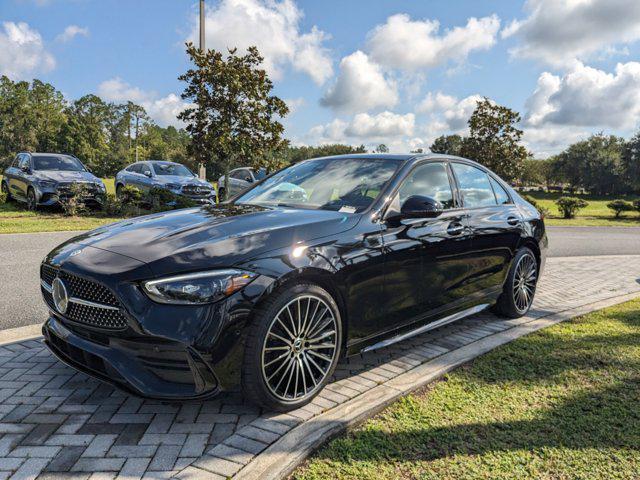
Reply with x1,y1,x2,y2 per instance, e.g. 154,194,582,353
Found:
2,0,640,156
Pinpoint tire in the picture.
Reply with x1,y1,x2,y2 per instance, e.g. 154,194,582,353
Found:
242,283,342,411
493,247,538,318
1,181,11,201
217,187,225,201
115,184,123,198
27,187,37,211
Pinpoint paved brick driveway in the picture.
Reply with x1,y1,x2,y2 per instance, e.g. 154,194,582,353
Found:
1,255,639,480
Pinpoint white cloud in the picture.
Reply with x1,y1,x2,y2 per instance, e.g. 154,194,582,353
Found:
522,125,589,157
366,13,500,71
97,78,189,128
418,92,483,132
98,77,149,104
524,62,640,130
345,112,415,139
308,111,415,150
503,0,640,65
55,25,89,43
320,51,398,113
284,97,305,114
0,22,55,80
189,0,332,85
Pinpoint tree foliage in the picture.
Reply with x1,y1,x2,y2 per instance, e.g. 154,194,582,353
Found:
460,98,529,181
430,134,464,156
178,44,289,197
0,75,190,177
551,134,626,195
283,144,366,164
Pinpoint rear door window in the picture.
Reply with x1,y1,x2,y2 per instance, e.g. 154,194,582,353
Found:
489,177,511,205
398,162,455,209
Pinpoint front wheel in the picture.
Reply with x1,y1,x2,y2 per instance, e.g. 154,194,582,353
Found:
27,187,37,211
242,283,342,411
493,247,538,318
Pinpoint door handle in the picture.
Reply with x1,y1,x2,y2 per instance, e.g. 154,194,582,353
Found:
447,222,464,236
507,216,520,226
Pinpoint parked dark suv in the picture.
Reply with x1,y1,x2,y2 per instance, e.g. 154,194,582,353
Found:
2,152,106,210
115,160,216,204
40,154,546,411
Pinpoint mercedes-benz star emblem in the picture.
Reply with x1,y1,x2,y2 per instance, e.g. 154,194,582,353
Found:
52,277,69,314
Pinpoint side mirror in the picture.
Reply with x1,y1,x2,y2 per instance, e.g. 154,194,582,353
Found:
143,170,152,178
21,164,30,173
400,195,443,218
244,176,252,183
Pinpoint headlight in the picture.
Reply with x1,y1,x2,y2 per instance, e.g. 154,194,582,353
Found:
38,180,57,189
96,182,106,192
142,269,257,305
167,183,181,191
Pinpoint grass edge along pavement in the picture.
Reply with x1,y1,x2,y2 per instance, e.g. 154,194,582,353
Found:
290,297,640,480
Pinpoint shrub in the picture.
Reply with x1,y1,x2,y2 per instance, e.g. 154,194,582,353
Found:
555,196,588,219
117,185,143,206
0,190,7,204
59,184,93,216
633,199,640,213
607,199,634,218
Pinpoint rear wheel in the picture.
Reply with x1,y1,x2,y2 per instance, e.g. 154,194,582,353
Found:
1,181,11,201
242,283,342,411
217,187,225,201
493,247,538,318
115,184,123,198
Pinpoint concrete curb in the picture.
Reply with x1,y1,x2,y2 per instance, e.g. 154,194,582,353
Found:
231,291,640,480
0,323,43,347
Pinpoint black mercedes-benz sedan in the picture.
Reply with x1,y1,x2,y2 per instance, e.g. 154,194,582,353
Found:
40,154,547,411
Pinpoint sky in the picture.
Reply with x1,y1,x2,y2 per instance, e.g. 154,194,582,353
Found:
2,0,640,157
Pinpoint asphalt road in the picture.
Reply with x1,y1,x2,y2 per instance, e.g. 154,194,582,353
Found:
1,226,639,331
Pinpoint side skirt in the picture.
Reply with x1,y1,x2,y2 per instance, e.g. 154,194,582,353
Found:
361,303,490,353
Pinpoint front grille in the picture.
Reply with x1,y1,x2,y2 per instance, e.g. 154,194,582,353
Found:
40,264,128,330
182,184,213,197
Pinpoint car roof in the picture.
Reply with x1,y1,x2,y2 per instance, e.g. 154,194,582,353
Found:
23,153,75,158
142,160,179,165
302,153,478,163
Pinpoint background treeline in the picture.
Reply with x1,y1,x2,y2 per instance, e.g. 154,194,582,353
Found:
432,131,640,195
0,76,366,178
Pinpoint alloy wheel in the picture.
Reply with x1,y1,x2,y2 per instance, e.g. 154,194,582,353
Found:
27,189,36,210
261,295,338,402
512,252,537,313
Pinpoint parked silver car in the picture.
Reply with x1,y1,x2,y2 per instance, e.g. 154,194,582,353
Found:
115,160,216,204
217,167,266,199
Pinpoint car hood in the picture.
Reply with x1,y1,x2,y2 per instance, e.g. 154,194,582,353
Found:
156,176,211,187
35,170,99,183
60,203,360,276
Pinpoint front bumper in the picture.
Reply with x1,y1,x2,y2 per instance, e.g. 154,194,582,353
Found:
43,317,220,400
39,246,271,400
37,184,105,207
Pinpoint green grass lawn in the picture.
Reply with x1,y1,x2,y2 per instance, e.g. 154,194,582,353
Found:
294,298,640,480
526,191,640,227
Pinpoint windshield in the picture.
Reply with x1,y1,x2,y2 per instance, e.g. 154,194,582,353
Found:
33,156,85,172
153,163,193,177
236,157,399,213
